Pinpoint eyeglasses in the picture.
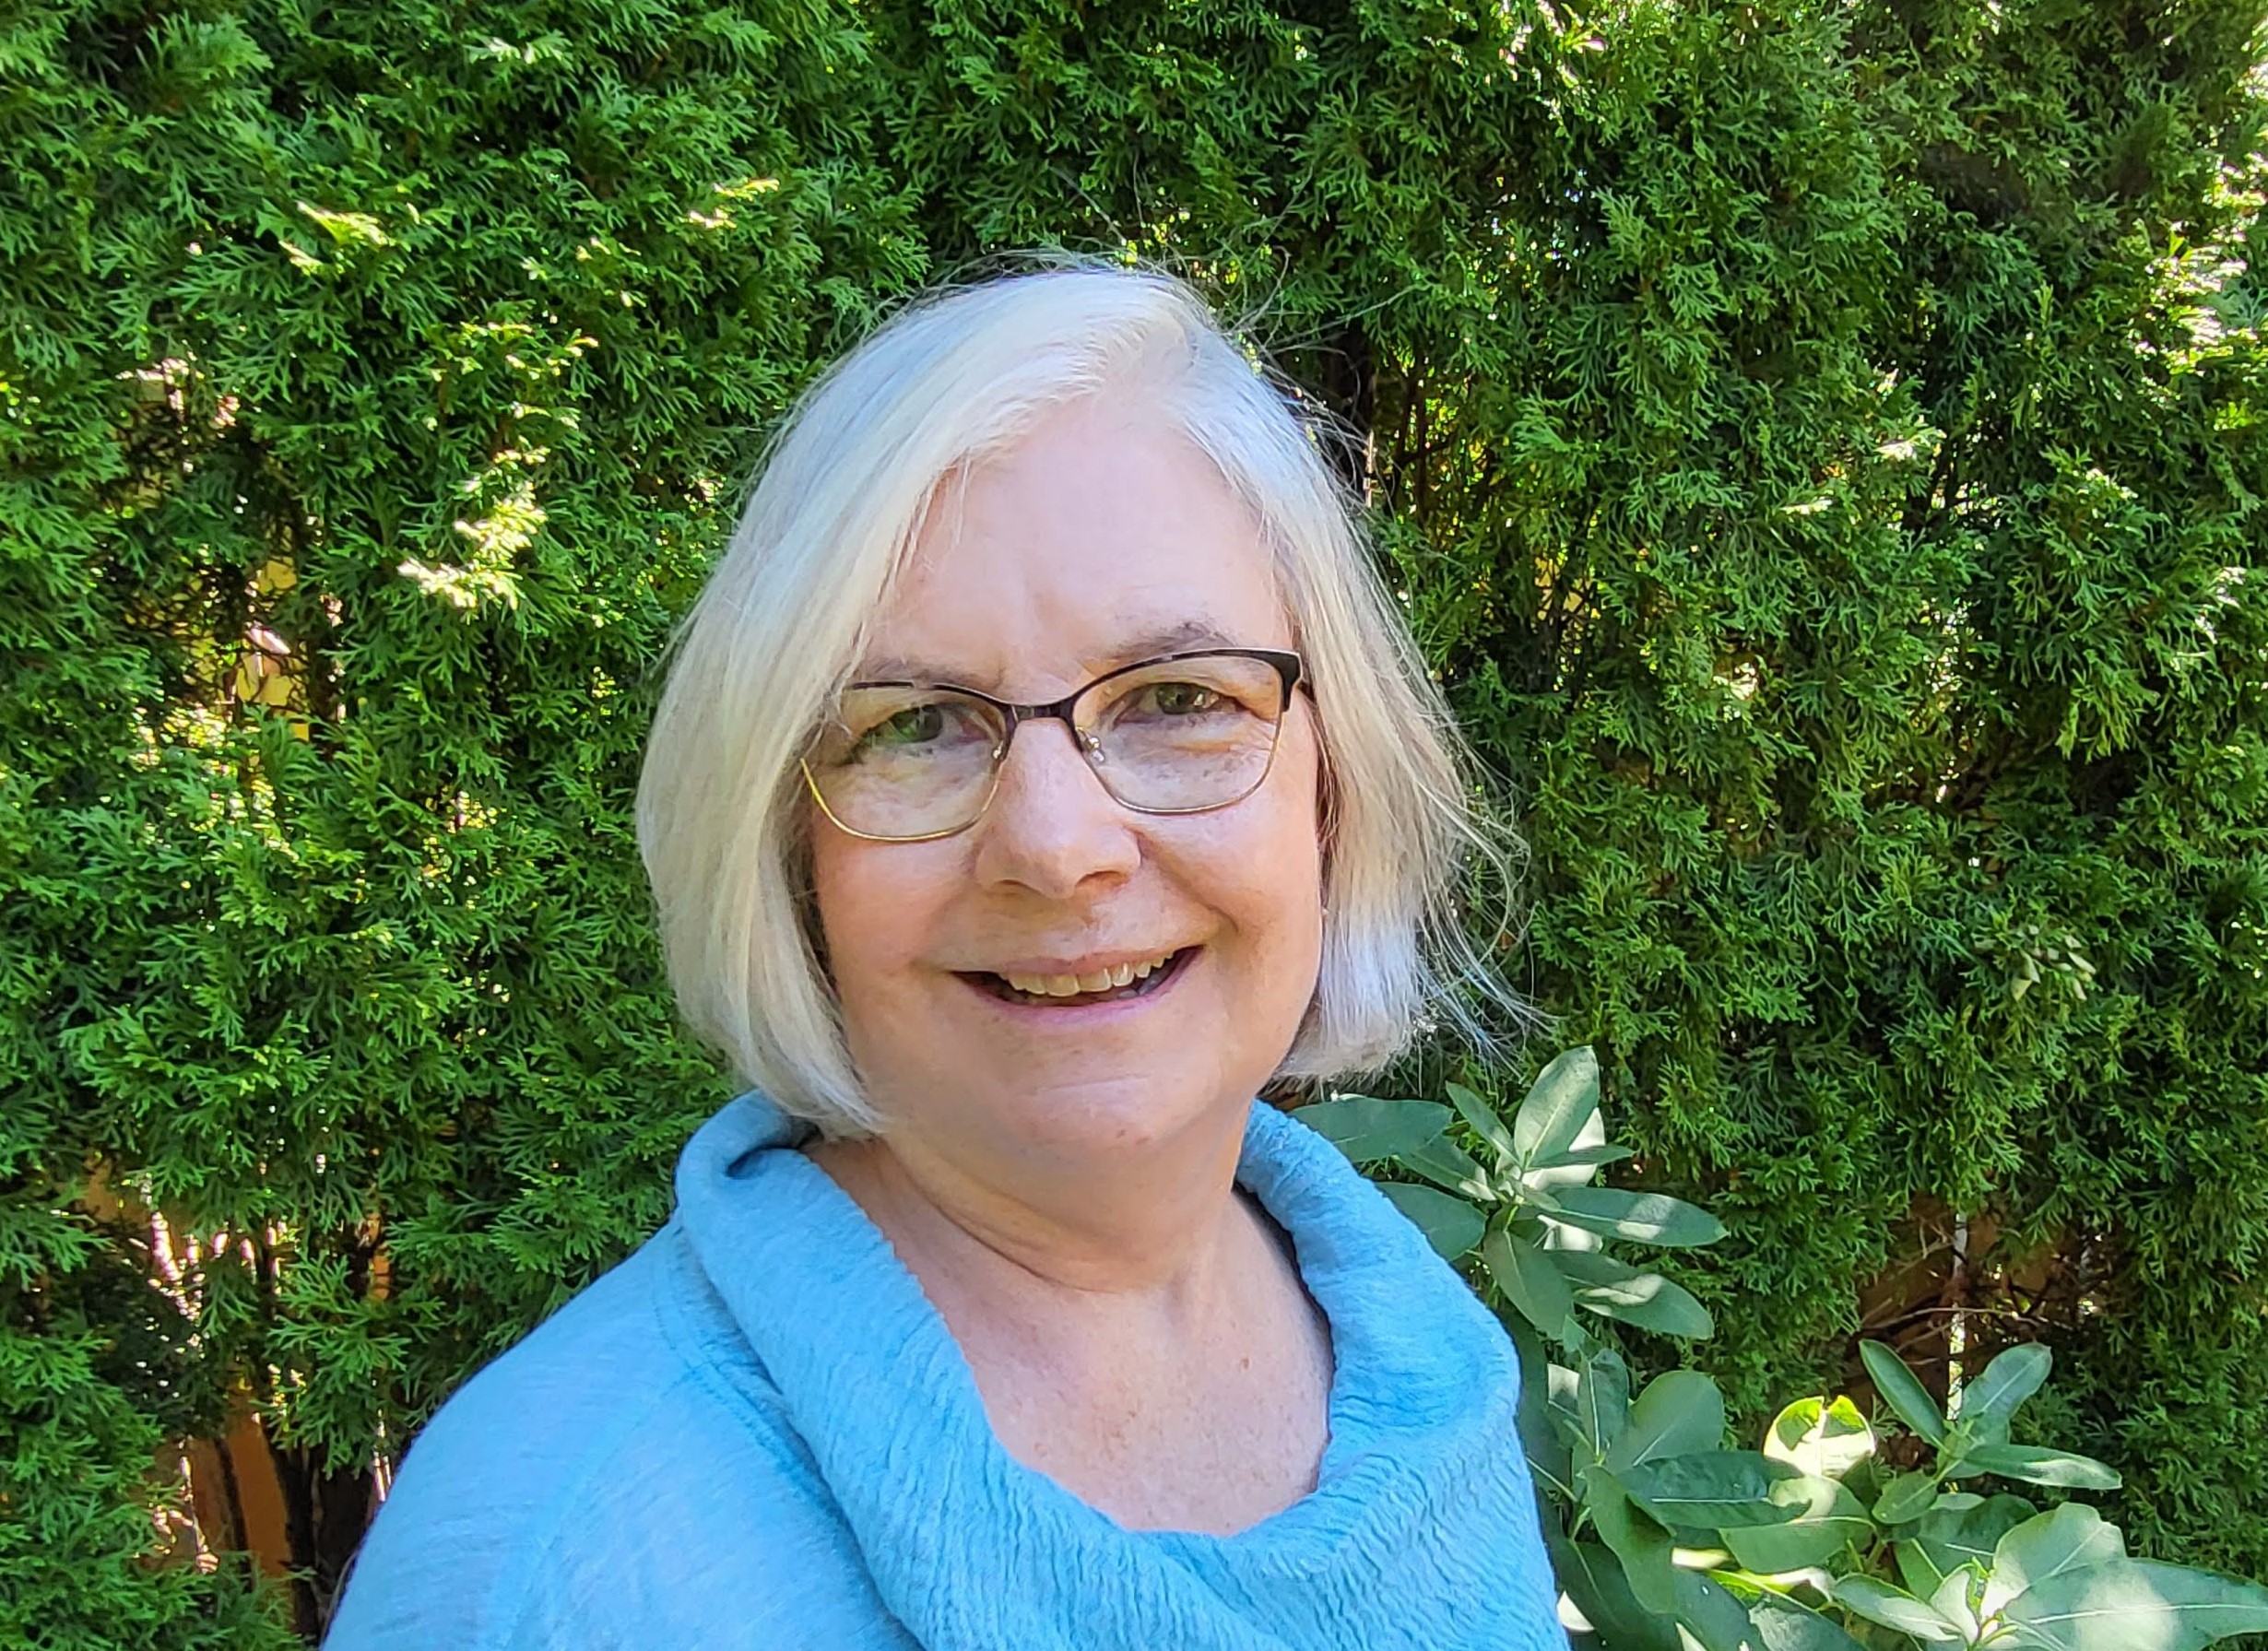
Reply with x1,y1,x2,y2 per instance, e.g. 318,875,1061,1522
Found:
801,648,1306,843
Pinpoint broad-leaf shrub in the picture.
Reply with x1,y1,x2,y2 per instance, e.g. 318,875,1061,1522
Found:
1306,1048,1724,1344
1311,1052,2268,1650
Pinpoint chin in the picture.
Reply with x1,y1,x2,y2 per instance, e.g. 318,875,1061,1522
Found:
981,1066,1248,1159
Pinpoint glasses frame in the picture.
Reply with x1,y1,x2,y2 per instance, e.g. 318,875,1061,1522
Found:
801,646,1308,843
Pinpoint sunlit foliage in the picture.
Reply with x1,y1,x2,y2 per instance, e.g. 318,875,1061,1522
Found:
4,0,2263,1641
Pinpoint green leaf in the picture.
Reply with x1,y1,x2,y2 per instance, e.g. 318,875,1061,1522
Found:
1829,1574,1962,1642
1899,1493,2037,1597
1554,1248,1716,1338
1537,1216,1605,1256
1580,1477,1764,1651
1576,1345,1633,1459
1483,1223,1576,1340
1394,1134,1494,1200
1445,1080,1518,1165
1899,1540,1949,1599
1873,1469,1941,1526
1547,1245,1646,1291
1584,1468,1681,1615
1669,1571,1770,1651
1549,1185,1728,1248
1535,1142,1635,1173
1929,1566,1984,1643
1955,1343,2051,1432
1745,1593,1868,1651
1545,1531,1685,1651
1297,1095,1450,1165
1953,1441,2120,1492
1523,1120,1617,1197
1983,1504,2126,1619
1514,1045,1601,1166
1764,1397,1876,1480
1860,1340,1948,1446
1614,1452,1807,1529
1548,1361,1589,1456
1508,1320,1573,1507
1376,1181,1484,1260
1607,1370,1726,1472
2001,1559,2268,1651
1723,1473,1872,1574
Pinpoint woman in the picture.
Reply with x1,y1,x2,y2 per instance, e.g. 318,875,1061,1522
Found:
325,265,1566,1649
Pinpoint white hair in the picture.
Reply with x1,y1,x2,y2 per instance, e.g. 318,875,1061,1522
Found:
637,261,1523,1135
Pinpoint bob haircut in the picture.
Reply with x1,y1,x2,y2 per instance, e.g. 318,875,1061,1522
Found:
638,261,1519,1136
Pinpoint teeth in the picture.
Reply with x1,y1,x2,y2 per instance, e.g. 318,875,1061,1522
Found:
1000,951,1177,999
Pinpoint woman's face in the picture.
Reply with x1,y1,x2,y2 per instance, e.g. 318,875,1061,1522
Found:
808,400,1326,1168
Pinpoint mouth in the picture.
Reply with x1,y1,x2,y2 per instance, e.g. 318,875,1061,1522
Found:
961,947,1199,1008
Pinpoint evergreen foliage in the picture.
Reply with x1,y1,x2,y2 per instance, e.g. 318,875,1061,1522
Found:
3,0,2263,1640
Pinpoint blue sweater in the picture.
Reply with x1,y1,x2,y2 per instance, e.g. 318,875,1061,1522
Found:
325,1094,1568,1649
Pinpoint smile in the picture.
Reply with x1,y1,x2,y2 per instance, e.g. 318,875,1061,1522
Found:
964,948,1197,1008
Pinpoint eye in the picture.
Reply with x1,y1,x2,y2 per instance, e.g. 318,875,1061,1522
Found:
1144,680,1223,716
854,702,946,752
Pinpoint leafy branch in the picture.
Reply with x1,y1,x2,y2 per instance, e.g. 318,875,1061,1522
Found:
1304,1049,2268,1651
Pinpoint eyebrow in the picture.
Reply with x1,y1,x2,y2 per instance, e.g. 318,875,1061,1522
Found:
854,619,1247,688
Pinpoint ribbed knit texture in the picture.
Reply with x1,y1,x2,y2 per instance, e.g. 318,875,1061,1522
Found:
325,1095,1568,1650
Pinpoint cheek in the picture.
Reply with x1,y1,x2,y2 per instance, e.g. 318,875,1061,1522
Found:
1223,732,1328,964
808,829,950,1001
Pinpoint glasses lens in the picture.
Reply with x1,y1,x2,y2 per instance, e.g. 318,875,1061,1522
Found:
808,688,1004,839
1080,655,1290,811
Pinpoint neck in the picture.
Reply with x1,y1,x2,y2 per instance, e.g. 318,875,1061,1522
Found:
806,1103,1252,1300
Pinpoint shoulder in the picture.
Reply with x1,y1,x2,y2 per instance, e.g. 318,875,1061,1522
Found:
324,1223,869,1651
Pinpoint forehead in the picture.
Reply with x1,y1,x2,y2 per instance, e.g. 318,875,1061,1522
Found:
857,403,1291,694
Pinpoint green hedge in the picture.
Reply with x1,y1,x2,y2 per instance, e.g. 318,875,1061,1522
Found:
4,0,2263,1641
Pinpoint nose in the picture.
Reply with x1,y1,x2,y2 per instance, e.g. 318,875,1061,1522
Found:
969,715,1140,899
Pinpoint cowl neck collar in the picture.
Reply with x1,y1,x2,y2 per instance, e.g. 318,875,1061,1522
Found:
674,1092,1563,1651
